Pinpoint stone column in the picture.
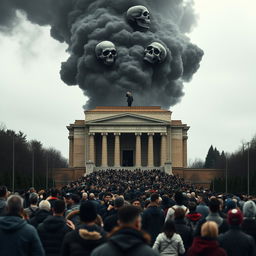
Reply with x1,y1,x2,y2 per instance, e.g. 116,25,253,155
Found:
101,133,108,167
114,133,121,167
147,133,154,167
183,135,188,168
68,135,74,167
88,133,95,163
135,133,142,167
160,133,167,166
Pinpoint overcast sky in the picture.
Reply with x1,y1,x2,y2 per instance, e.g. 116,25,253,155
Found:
0,0,255,164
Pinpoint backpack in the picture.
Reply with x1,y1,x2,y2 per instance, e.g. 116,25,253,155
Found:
29,207,39,219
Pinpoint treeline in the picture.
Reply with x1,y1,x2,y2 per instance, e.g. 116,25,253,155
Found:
212,136,256,194
0,125,68,191
190,135,256,194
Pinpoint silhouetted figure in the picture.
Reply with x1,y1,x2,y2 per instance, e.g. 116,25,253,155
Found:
126,92,133,107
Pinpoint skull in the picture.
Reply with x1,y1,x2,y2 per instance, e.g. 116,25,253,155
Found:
144,42,167,64
95,41,117,66
127,5,150,30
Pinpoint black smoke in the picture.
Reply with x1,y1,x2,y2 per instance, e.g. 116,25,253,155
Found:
0,0,203,109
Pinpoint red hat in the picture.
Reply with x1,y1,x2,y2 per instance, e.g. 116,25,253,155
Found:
227,208,243,225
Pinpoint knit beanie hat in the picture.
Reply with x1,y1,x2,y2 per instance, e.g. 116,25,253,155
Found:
228,208,243,225
243,200,256,218
80,201,97,223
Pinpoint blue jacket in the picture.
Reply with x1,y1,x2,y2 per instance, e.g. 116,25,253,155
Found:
0,215,45,256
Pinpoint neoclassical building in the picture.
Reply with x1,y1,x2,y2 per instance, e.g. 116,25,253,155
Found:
67,106,189,174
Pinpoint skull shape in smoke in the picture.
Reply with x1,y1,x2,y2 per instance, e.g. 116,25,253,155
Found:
144,42,167,64
95,41,117,66
127,5,151,30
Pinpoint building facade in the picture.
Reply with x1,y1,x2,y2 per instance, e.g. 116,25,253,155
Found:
67,106,189,174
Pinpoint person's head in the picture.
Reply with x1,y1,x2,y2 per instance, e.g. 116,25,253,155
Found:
39,200,51,212
201,221,218,239
209,198,220,213
174,208,185,220
118,205,142,230
71,194,81,205
174,191,184,205
114,197,124,209
52,200,65,216
29,193,38,205
150,193,160,205
243,200,256,218
163,219,176,239
50,188,58,197
89,193,95,200
81,192,88,201
0,186,7,199
7,195,23,216
79,201,97,223
228,208,243,226
188,201,197,213
104,192,112,203
131,199,142,208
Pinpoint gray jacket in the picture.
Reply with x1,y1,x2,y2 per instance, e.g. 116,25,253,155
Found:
153,233,185,256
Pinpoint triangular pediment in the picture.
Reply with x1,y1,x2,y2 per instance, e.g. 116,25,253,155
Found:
87,113,168,125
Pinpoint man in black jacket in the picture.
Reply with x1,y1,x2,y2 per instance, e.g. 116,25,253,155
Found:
0,195,44,256
61,201,106,256
219,208,255,256
91,205,158,256
142,193,165,245
38,199,72,256
104,197,124,233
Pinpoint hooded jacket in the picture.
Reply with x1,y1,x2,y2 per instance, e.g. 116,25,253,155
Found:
188,237,227,256
186,212,202,229
142,205,165,245
174,219,193,251
29,209,51,228
38,215,72,256
61,223,106,256
0,215,45,256
91,227,159,256
218,226,256,256
153,232,185,256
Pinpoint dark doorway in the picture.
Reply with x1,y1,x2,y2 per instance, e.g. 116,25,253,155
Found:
122,150,134,166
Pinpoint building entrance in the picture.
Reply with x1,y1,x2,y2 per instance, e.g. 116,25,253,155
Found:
122,150,134,166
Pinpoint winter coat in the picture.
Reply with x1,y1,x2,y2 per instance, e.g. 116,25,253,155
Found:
185,212,202,230
0,198,6,216
174,219,193,251
218,226,256,256
38,215,72,256
61,223,106,256
91,227,159,256
242,218,256,244
188,237,227,256
30,209,52,228
0,215,45,256
142,205,165,245
104,210,118,233
153,232,185,256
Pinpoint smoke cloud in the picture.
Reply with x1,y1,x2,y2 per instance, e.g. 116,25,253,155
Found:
0,0,203,109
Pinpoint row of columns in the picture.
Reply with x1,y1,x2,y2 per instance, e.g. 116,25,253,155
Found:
88,132,168,167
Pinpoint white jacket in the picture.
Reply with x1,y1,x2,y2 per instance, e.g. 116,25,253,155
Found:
153,232,185,256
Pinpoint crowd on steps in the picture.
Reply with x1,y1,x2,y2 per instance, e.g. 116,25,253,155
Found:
0,169,256,256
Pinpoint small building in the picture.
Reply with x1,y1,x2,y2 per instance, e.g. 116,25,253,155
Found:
67,106,189,174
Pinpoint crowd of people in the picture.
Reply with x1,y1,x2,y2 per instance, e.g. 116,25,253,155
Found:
0,169,256,256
